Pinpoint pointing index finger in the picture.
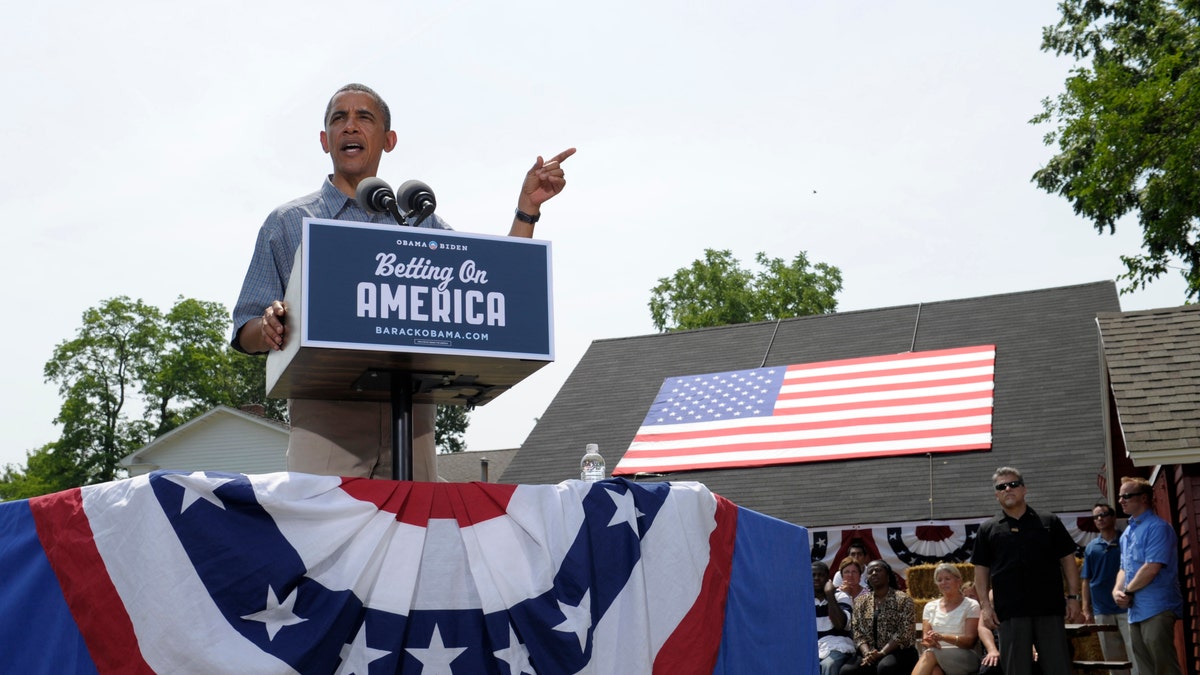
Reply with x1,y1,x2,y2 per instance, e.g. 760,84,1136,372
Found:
547,147,576,165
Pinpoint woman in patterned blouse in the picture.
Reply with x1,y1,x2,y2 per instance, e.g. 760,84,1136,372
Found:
841,560,918,675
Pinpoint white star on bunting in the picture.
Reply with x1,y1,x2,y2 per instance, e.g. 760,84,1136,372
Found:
553,589,592,652
492,624,535,675
605,487,644,531
335,622,390,675
405,624,466,675
162,472,235,513
240,585,307,640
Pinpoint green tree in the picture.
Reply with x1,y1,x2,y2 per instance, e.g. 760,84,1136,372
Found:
436,405,470,454
42,297,162,484
2,296,288,497
649,249,843,331
1034,0,1200,301
0,442,87,501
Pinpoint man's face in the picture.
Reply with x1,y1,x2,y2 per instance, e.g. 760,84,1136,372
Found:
1118,483,1149,516
993,473,1026,510
1092,506,1115,530
320,91,397,190
812,565,829,595
848,546,867,562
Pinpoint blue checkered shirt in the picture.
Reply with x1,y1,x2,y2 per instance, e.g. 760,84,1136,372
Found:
231,177,450,351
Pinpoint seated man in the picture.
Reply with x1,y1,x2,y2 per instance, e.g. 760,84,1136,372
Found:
814,561,857,675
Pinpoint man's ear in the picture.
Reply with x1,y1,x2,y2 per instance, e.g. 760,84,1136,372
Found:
320,130,330,154
383,129,397,153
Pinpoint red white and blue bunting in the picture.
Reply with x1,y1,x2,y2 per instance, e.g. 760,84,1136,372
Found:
810,512,1102,582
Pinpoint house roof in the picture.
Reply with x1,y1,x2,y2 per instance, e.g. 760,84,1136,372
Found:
1097,303,1200,466
501,281,1121,528
436,448,518,483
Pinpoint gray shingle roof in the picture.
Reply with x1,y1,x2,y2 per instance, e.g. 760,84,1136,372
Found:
501,282,1121,528
436,448,518,483
1097,303,1200,465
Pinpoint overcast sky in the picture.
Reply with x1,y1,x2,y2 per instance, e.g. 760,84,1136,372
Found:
1,2,1189,472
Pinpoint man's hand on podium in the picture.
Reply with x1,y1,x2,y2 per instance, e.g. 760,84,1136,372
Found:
246,300,288,353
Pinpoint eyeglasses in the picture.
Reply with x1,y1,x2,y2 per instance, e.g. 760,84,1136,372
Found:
1092,512,1114,519
994,480,1024,491
1117,491,1147,501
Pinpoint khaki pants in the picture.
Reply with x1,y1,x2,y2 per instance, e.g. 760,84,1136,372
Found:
286,399,437,481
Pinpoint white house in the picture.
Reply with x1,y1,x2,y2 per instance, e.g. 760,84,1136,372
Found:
120,406,288,477
120,405,516,483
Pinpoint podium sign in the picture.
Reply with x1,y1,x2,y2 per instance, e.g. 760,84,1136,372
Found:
267,218,553,405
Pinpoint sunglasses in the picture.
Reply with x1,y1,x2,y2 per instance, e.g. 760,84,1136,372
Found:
994,480,1024,491
1118,491,1147,501
1092,512,1114,519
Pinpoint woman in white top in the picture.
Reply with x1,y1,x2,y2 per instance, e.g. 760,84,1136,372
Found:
914,563,981,675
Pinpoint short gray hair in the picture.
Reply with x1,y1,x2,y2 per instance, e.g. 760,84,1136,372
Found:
992,466,1023,485
324,83,392,132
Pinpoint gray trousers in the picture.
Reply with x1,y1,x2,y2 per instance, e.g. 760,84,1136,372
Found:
287,400,438,480
998,615,1071,675
1130,610,1182,675
1094,612,1137,675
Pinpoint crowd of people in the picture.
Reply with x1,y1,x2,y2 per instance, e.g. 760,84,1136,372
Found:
811,468,1185,675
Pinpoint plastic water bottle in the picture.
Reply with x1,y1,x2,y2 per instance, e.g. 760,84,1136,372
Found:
580,443,605,482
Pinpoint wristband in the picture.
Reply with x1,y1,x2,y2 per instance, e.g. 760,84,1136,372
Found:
1066,594,1080,600
514,208,540,224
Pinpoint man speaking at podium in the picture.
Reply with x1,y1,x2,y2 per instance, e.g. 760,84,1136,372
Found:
231,83,574,481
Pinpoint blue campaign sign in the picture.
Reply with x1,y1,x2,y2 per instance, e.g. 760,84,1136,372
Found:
299,218,553,360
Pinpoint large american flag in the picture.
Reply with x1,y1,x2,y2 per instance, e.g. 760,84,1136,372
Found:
613,344,996,475
0,471,815,674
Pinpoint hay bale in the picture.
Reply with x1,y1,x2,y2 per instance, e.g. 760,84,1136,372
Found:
905,562,975,600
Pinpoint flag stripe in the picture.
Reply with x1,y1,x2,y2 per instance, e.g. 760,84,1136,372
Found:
772,389,990,415
618,440,992,472
654,493,737,672
633,406,993,443
786,344,994,373
782,358,995,388
30,489,155,675
779,372,995,400
614,345,995,475
627,424,993,458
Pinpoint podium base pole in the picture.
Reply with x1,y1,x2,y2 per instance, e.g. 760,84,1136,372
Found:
391,374,414,481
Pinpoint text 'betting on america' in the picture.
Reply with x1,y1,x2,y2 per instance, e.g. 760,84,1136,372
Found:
355,253,506,326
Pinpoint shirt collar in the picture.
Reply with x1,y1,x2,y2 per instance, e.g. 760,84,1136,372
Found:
319,176,355,218
1127,510,1150,526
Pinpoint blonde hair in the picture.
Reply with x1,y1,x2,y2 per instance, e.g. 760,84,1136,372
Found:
934,563,962,580
1120,476,1151,494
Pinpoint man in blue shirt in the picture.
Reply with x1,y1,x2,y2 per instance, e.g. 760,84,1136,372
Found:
232,82,574,480
1081,501,1136,675
1113,477,1183,675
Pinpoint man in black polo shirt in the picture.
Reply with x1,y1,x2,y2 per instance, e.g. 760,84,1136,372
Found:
971,467,1082,675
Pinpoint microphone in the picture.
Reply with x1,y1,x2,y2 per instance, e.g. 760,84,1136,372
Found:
397,179,437,226
355,177,398,215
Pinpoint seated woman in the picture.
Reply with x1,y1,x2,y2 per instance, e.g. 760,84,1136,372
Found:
914,563,981,675
838,557,867,600
841,560,918,675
